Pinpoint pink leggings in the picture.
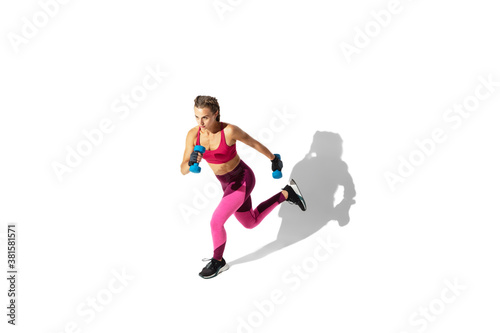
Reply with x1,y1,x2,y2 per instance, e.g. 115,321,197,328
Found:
211,160,286,260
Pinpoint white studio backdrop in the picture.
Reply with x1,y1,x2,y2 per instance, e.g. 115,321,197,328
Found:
1,0,499,332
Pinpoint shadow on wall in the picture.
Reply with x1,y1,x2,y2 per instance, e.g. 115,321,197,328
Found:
229,131,356,266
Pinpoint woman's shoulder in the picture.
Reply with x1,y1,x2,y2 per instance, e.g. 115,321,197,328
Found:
224,122,249,137
222,122,240,133
186,125,199,139
222,123,243,144
189,125,199,133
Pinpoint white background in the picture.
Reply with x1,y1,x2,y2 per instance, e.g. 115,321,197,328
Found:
1,0,500,332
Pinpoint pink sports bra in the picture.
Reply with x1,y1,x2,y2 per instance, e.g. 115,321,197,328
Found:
196,122,237,164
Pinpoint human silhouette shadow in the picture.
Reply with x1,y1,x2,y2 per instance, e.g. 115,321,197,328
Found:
228,131,356,266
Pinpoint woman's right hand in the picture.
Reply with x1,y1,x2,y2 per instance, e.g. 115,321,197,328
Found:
188,151,203,166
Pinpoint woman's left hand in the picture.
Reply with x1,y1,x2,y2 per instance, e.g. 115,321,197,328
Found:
271,154,283,172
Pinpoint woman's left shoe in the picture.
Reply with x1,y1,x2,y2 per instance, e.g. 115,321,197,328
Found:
282,179,307,211
199,257,229,279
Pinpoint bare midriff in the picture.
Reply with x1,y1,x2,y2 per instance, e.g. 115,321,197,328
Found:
207,154,241,175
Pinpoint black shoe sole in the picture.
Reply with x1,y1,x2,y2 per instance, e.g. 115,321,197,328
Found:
289,179,307,211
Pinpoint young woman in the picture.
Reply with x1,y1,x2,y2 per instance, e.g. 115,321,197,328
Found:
180,96,307,279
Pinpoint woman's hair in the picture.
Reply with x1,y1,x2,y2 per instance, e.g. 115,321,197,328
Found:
194,95,220,121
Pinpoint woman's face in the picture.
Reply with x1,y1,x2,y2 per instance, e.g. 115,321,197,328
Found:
194,107,218,129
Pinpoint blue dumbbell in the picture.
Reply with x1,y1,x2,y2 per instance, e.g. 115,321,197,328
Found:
272,154,282,179
189,145,206,173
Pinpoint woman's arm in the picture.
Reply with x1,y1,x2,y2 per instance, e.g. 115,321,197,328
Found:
230,124,275,160
180,128,199,175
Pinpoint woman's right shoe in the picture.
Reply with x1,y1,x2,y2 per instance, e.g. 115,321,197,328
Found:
199,257,229,279
282,179,307,211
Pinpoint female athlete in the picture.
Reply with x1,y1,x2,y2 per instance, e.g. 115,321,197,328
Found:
180,96,307,279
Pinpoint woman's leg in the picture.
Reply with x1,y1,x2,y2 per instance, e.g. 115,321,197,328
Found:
234,191,286,229
232,160,286,228
210,159,288,259
210,182,248,260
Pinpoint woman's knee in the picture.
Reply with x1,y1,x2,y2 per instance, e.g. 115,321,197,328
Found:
238,220,256,229
235,212,257,229
210,215,225,230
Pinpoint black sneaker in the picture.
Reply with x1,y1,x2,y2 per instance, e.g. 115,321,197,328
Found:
199,257,229,279
282,179,307,211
